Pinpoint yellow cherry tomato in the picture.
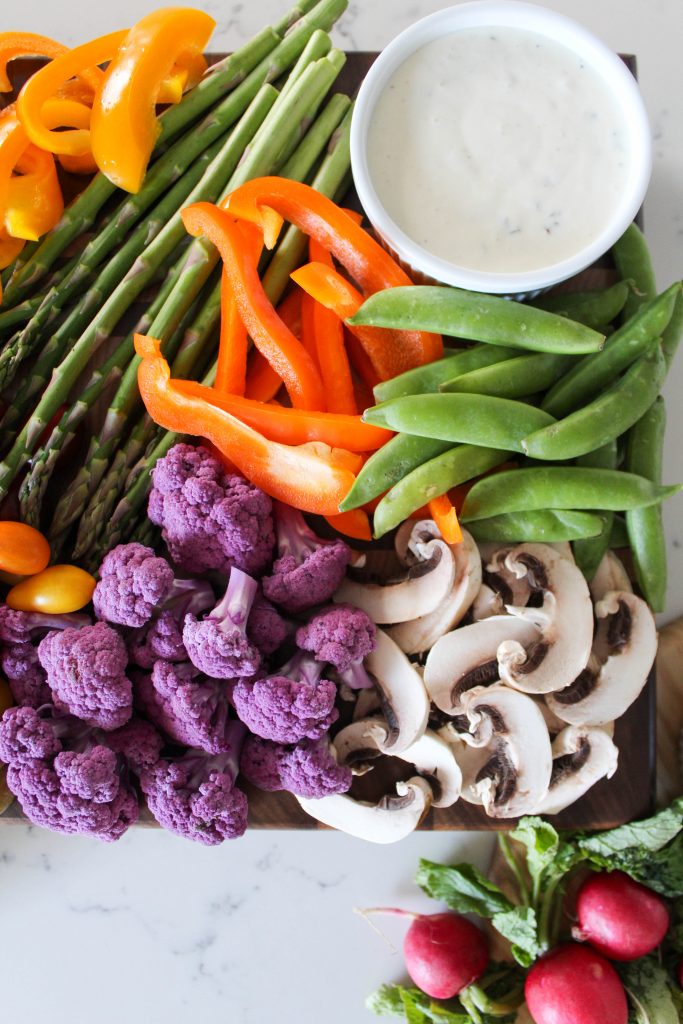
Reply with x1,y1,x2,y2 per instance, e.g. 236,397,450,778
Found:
7,564,95,613
0,677,13,716
0,521,50,576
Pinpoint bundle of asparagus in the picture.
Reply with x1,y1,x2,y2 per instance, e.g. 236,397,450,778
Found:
0,0,354,570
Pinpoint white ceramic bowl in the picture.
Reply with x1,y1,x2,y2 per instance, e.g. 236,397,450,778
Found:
351,1,652,295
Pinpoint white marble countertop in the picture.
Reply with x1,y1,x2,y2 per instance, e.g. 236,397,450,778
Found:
3,3,683,1023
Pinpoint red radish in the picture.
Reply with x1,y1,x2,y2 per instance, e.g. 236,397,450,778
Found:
525,943,628,1024
402,911,489,998
573,870,669,961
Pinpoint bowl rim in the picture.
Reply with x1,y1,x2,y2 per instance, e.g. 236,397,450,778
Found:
350,0,652,294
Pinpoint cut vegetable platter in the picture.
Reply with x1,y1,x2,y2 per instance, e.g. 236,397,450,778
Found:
0,47,656,834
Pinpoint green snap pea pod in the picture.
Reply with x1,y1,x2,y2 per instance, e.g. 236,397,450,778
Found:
612,223,657,320
523,345,666,462
529,280,630,329
460,467,681,523
542,282,681,417
373,345,514,402
372,445,508,538
467,510,606,544
348,286,605,355
441,352,571,399
625,397,667,611
338,434,452,512
610,516,629,549
572,440,619,581
662,288,683,370
363,394,556,453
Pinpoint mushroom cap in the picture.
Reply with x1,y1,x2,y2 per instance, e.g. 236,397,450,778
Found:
533,725,619,815
296,777,433,843
424,615,541,714
496,543,594,694
364,628,430,753
454,684,552,818
546,590,657,726
589,551,633,603
472,545,533,621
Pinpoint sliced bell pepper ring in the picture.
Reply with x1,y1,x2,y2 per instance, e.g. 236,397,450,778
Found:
5,143,63,240
135,333,359,516
324,509,372,542
222,176,443,373
91,9,215,193
0,31,102,93
181,202,325,411
40,97,97,175
428,494,463,546
173,378,390,451
308,236,355,414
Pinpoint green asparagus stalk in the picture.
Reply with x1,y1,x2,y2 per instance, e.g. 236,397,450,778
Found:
279,29,331,96
0,295,42,337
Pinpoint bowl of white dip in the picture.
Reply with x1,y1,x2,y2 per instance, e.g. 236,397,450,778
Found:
351,1,651,295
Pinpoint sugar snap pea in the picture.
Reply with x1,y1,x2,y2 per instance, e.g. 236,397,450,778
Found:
460,467,680,522
363,393,556,453
468,510,606,544
610,515,629,549
338,434,451,512
373,344,514,402
542,282,681,417
625,396,667,611
529,280,630,329
372,445,508,538
662,289,683,370
612,223,657,320
348,286,606,355
523,345,666,461
440,352,571,399
572,440,619,581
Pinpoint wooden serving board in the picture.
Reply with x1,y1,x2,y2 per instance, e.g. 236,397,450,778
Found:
0,53,655,832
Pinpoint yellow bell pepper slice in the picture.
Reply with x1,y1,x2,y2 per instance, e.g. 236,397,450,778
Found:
5,144,63,241
41,97,98,174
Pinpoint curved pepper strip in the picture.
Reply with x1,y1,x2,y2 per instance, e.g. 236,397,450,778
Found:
215,222,261,396
135,333,359,516
0,31,102,93
0,106,29,216
157,51,207,105
41,97,97,174
5,144,63,241
181,202,325,411
244,290,301,402
173,378,390,451
324,509,372,542
222,177,443,375
308,236,355,414
91,9,215,193
428,494,463,546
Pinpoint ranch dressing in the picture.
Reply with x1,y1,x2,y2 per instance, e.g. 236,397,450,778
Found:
367,27,631,274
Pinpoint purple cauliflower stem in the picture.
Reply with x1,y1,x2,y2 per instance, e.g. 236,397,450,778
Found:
183,567,261,679
127,570,215,670
140,723,248,845
93,542,214,629
262,503,351,614
240,734,352,798
38,622,133,731
246,593,288,657
1,643,52,708
148,443,275,576
136,661,235,755
0,705,139,841
0,605,90,645
232,652,338,744
296,604,376,689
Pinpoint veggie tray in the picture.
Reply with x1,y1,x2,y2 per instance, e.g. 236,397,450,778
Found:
0,45,656,834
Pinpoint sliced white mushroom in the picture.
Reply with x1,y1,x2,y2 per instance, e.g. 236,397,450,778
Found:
352,687,383,722
549,542,575,562
335,523,456,624
472,545,533,621
389,528,482,653
363,628,430,752
454,684,552,818
546,590,656,726
495,543,594,694
424,615,541,714
589,551,633,603
333,718,462,808
533,726,619,815
296,777,433,843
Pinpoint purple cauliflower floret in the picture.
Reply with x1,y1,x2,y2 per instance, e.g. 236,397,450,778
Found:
0,705,139,841
1,643,52,708
136,660,235,755
262,503,351,614
140,724,248,845
182,568,261,679
0,606,90,645
247,593,288,657
295,604,376,690
232,653,338,744
240,734,352,798
38,622,133,731
105,717,164,774
129,610,187,669
148,443,275,576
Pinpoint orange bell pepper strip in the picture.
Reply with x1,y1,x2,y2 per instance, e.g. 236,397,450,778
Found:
5,144,63,241
300,290,322,374
0,31,102,93
324,509,372,542
0,105,29,214
245,350,282,402
135,333,359,515
181,202,325,411
428,494,463,546
222,177,443,374
39,96,97,175
215,222,262,396
173,379,390,452
90,10,215,193
308,236,356,414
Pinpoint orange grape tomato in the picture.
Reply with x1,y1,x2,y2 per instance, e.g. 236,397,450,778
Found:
0,520,50,575
7,564,95,613
0,677,13,715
